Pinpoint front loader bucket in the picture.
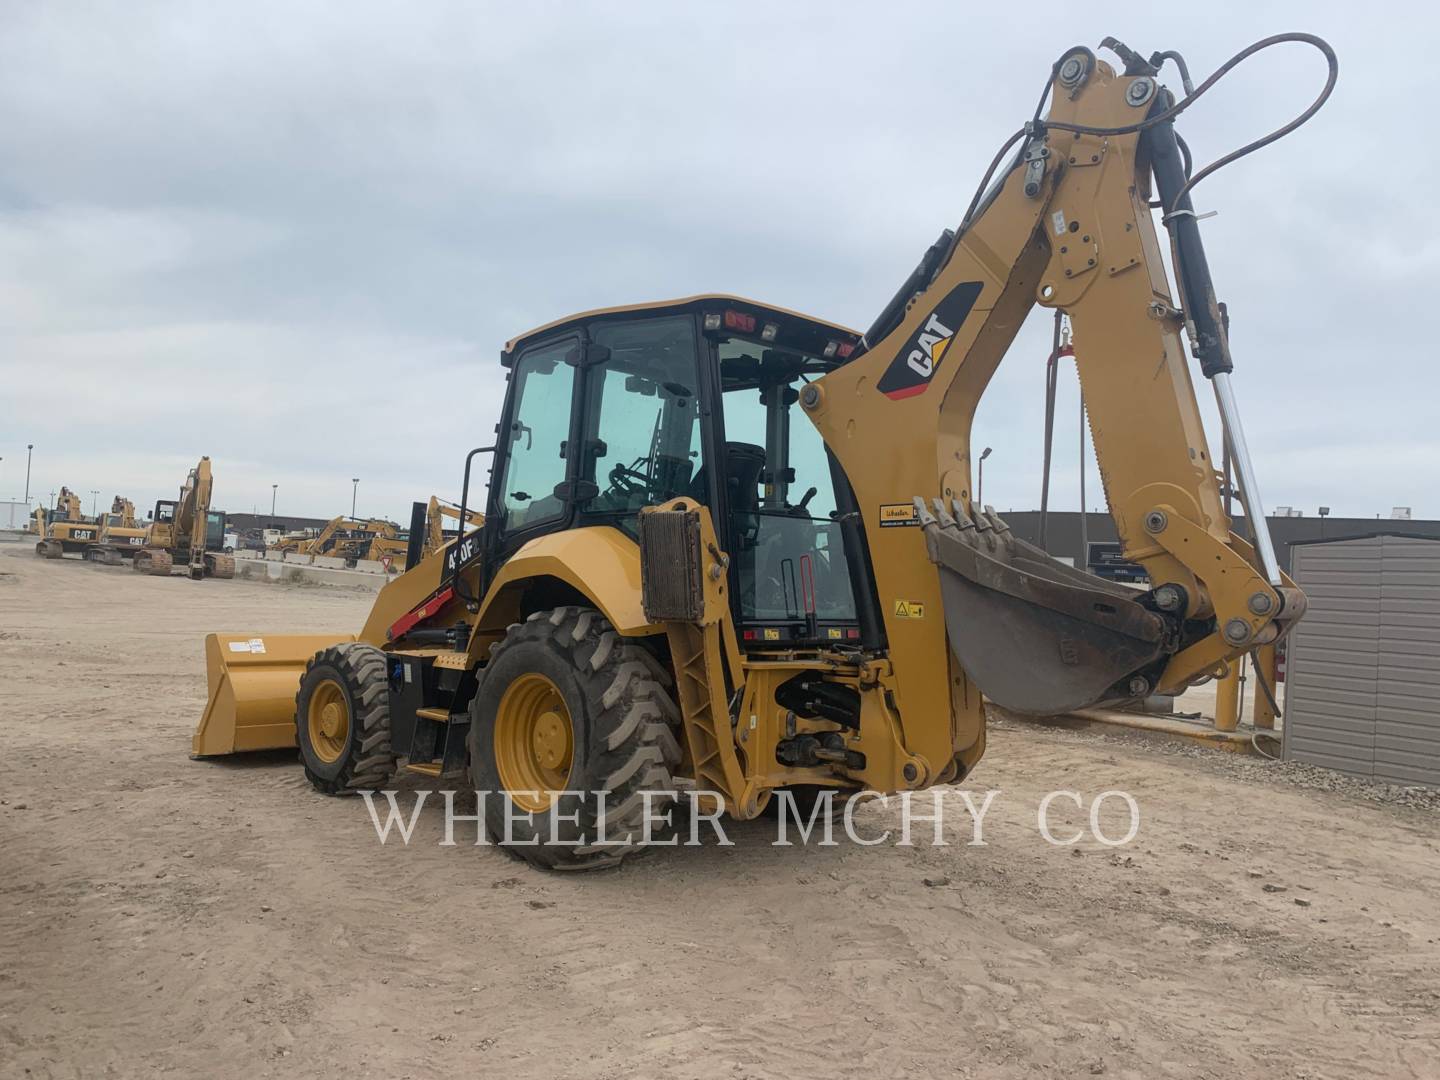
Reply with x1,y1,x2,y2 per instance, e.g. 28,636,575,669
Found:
917,498,1168,716
192,633,354,756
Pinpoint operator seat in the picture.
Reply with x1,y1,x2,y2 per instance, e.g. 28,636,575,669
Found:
714,442,765,547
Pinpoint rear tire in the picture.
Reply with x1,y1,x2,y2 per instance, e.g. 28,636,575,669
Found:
469,606,683,871
295,643,397,795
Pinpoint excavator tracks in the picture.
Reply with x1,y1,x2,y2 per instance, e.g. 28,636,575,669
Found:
133,549,173,576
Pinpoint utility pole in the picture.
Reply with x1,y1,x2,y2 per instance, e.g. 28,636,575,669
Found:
90,490,99,518
271,484,278,519
25,444,34,503
351,478,360,519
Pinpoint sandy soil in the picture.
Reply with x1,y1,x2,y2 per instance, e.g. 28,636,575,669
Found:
2,538,1439,1080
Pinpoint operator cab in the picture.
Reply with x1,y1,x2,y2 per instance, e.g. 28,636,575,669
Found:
484,296,873,649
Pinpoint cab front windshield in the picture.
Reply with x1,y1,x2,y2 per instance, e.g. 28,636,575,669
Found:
719,339,857,630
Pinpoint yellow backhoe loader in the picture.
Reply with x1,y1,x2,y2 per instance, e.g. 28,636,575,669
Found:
33,487,99,559
134,457,235,579
195,34,1331,869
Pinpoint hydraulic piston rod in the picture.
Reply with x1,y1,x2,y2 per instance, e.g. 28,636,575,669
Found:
1144,105,1284,588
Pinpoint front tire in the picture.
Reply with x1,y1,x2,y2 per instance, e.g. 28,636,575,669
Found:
295,643,397,794
469,606,683,871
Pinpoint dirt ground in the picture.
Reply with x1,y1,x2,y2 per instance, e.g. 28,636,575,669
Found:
2,538,1439,1080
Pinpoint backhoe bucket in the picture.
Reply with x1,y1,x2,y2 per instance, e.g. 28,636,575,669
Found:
916,498,1168,716
192,633,354,756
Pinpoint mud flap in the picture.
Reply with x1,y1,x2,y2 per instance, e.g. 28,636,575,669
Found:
917,498,1168,716
193,633,355,756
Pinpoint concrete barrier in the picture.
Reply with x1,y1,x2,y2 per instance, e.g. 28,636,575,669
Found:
351,559,399,576
234,559,385,591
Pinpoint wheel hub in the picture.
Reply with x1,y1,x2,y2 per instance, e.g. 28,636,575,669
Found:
533,711,568,768
306,680,350,764
494,673,574,812
320,701,344,739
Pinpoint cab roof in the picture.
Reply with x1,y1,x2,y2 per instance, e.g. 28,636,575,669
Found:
503,294,861,358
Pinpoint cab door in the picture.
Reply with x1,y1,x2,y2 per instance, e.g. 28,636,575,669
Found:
484,333,584,565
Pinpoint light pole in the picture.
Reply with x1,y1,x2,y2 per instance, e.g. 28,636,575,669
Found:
1319,505,1330,540
25,444,34,503
977,447,993,507
90,490,99,518
270,484,278,519
351,478,360,519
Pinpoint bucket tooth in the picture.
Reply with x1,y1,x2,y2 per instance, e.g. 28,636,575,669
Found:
913,496,937,528
949,498,975,530
949,500,980,546
983,506,1011,535
929,497,956,528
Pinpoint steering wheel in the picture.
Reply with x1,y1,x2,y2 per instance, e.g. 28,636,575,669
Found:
608,462,652,496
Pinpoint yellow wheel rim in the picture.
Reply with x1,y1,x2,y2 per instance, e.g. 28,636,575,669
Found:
494,673,574,812
307,679,350,764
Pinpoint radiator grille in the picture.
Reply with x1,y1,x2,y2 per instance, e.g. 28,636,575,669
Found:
638,508,704,622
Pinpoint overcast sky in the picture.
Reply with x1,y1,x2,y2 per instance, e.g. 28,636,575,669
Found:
1,3,1430,527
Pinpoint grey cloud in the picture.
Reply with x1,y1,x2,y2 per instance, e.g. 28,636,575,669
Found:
0,2,1429,524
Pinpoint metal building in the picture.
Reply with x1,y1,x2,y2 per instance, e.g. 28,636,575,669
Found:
1284,534,1440,787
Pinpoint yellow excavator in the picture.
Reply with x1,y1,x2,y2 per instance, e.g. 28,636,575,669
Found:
33,488,99,559
195,34,1332,869
269,515,403,567
420,496,485,559
134,457,235,579
84,497,150,564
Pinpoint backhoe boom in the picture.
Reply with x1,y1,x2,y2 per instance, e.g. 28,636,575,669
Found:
806,41,1304,734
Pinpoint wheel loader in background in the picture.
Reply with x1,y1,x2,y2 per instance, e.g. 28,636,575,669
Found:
195,34,1331,870
134,456,234,579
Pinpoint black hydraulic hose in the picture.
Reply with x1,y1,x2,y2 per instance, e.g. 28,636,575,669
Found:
955,32,1336,242
1250,648,1284,720
1043,32,1338,213
955,126,1030,238
1151,49,1195,95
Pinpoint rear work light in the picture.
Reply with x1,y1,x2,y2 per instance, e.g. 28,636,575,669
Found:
761,322,779,342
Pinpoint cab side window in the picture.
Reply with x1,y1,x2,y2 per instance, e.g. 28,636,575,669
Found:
582,317,703,526
497,340,575,532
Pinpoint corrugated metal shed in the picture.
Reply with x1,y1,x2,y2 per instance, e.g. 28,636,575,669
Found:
1285,534,1440,786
